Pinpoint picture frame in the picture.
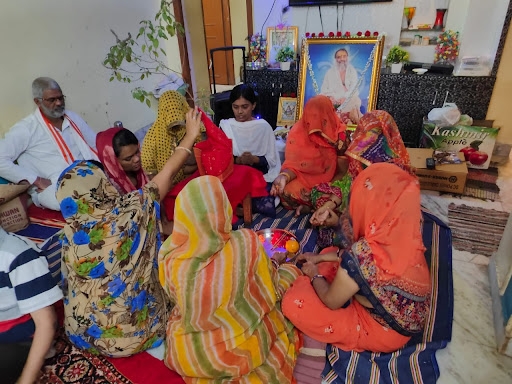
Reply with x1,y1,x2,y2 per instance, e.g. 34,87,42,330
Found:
297,36,385,122
266,26,299,65
276,97,298,127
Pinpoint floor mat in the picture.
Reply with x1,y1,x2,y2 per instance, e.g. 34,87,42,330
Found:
39,328,184,384
448,203,509,256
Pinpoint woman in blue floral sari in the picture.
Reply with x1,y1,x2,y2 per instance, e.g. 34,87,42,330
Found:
55,108,201,357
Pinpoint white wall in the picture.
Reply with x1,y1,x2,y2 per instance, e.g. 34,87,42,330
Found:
253,0,404,51
0,0,182,136
253,0,508,65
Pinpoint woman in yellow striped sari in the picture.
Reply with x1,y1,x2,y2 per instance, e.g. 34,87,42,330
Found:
158,176,302,383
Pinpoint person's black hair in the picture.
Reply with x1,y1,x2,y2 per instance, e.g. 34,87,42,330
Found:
229,84,258,105
112,129,139,158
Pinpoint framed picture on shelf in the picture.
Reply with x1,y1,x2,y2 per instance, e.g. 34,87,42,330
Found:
266,26,299,65
297,36,385,122
276,97,298,127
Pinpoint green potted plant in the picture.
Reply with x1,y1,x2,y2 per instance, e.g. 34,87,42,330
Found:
386,45,410,73
276,46,295,71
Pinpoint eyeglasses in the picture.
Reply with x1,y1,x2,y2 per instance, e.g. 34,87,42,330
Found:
38,95,66,103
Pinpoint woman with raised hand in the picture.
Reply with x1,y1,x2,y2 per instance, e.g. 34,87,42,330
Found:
55,108,201,357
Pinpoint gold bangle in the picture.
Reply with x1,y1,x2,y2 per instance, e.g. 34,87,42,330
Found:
176,146,192,155
279,172,291,182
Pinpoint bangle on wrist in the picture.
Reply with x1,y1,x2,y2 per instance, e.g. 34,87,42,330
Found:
271,258,280,269
328,196,340,208
279,172,291,182
310,274,325,284
176,146,192,155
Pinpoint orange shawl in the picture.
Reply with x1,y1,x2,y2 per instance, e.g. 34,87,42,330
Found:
349,163,430,288
282,95,346,190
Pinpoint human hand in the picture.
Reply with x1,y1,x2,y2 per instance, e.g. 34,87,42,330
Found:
310,206,339,227
272,251,287,265
238,152,256,165
349,107,362,125
300,261,319,278
270,174,287,196
184,107,202,141
33,177,52,192
295,252,321,265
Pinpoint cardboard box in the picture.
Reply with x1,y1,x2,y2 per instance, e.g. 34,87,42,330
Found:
0,184,30,232
419,120,500,169
407,148,468,194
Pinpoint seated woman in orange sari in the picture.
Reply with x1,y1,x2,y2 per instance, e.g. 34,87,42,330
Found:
270,95,348,215
282,163,431,358
310,110,412,248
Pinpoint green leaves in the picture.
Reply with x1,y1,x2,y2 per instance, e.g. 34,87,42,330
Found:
102,0,184,109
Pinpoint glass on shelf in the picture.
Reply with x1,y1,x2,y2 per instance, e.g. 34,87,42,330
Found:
403,7,416,29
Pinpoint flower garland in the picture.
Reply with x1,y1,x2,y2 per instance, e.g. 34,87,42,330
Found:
304,32,381,113
434,30,459,64
249,33,267,62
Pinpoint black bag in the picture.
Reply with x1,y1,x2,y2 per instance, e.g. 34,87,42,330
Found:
209,46,247,125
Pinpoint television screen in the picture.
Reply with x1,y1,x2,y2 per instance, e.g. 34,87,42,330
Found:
289,0,392,6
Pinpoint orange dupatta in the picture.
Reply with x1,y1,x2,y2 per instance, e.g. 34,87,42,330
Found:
349,162,430,290
282,96,346,191
41,110,97,163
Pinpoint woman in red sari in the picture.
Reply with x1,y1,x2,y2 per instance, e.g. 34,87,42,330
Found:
270,95,348,215
282,163,431,359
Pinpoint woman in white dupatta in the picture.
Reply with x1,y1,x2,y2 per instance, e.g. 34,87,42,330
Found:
219,84,281,183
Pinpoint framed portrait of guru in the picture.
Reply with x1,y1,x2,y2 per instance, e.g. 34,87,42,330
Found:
296,36,385,122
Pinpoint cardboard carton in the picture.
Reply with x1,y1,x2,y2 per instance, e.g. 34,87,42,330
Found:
407,148,468,194
0,184,30,232
419,120,499,169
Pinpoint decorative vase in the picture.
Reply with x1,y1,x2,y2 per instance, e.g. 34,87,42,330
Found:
433,9,447,31
391,63,403,74
280,61,291,71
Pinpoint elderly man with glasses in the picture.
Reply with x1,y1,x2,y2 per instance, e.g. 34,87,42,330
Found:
0,77,98,210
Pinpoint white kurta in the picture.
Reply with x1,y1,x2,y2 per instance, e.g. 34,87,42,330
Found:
219,118,281,182
0,109,98,210
320,64,362,112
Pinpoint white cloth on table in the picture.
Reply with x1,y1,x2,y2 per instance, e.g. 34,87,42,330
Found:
320,64,362,113
0,109,98,210
219,118,281,182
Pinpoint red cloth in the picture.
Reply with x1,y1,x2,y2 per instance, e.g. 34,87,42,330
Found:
106,352,185,384
163,165,268,224
194,110,234,181
27,204,64,223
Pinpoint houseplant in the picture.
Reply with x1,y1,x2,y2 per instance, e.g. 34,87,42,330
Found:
276,46,295,71
386,45,410,74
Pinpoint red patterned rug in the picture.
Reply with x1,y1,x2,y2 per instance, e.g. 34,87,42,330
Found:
38,328,184,384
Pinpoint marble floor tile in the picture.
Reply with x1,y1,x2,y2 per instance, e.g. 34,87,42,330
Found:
437,260,512,384
422,184,512,384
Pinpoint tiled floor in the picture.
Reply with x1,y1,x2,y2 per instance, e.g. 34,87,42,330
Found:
420,177,512,382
